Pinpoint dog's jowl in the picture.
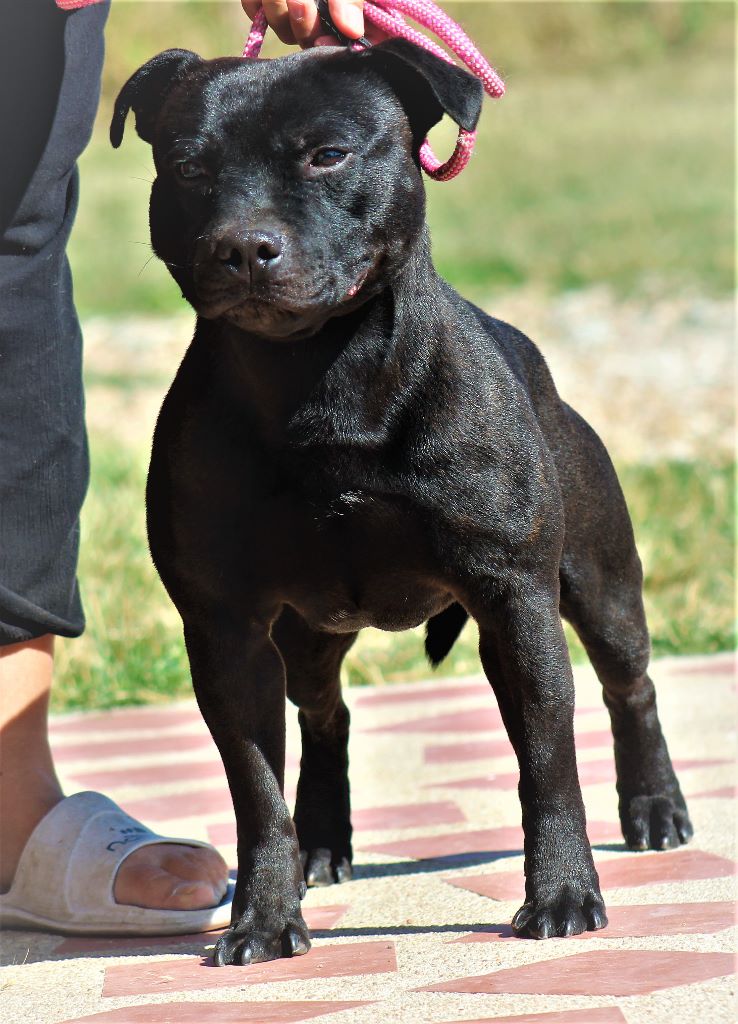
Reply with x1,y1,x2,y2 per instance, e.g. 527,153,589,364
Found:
112,41,693,966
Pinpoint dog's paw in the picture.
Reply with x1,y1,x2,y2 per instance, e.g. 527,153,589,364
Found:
621,793,693,851
300,847,352,887
511,886,607,940
214,912,311,966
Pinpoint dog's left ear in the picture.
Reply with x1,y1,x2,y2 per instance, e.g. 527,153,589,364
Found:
110,49,202,148
357,38,484,141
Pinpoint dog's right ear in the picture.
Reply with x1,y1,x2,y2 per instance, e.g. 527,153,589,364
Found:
110,49,202,148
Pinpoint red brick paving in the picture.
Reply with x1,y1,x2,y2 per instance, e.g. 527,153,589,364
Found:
27,658,734,1024
446,850,737,901
102,940,397,997
424,729,613,764
209,800,466,848
364,707,505,734
360,820,621,860
451,901,735,942
66,758,229,790
446,1009,627,1024
427,756,730,793
60,1001,371,1023
120,787,237,822
355,681,491,706
420,950,735,995
670,655,735,675
690,785,736,800
53,732,218,763
49,706,204,735
364,705,602,736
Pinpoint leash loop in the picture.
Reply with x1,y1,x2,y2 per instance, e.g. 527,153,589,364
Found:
242,0,504,181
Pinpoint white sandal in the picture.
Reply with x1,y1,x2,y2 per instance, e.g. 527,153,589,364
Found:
0,791,234,935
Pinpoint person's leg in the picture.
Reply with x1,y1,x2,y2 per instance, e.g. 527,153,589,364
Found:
0,2,228,913
0,637,228,908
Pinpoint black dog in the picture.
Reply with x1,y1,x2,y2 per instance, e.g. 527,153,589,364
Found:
111,40,692,966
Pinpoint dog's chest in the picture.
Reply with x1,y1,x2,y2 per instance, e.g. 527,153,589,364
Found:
257,485,453,633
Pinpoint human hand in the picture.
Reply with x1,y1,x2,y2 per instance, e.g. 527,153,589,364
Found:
240,0,365,48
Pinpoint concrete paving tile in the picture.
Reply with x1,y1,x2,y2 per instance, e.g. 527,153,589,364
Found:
53,732,218,763
60,1000,371,1023
451,901,735,942
446,850,737,901
66,758,229,790
54,906,350,956
364,708,505,734
360,821,620,860
420,950,736,995
446,1008,627,1024
689,786,736,800
50,706,203,735
427,756,730,793
102,941,397,997
425,730,613,764
120,787,236,821
669,655,735,676
355,681,491,706
209,801,465,848
11,655,736,1024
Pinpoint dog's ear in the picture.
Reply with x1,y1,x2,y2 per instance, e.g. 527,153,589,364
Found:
110,49,202,148
357,38,484,139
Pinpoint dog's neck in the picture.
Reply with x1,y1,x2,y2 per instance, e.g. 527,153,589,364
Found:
200,229,448,448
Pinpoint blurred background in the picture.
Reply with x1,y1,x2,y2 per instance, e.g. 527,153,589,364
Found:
57,0,735,710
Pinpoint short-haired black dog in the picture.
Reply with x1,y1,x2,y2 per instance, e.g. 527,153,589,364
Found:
112,40,692,966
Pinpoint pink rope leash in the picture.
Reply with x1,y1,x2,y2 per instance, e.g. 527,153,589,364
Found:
242,0,504,181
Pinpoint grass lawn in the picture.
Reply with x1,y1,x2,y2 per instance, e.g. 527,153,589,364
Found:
70,2,734,313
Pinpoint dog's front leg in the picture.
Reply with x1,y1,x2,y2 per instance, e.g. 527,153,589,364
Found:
183,616,309,966
473,580,608,939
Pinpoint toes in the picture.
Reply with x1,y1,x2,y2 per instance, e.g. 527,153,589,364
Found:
675,809,694,844
214,922,311,966
512,891,606,939
214,931,241,966
623,795,693,851
305,848,334,887
334,857,353,883
283,925,311,956
302,849,352,887
585,899,609,932
114,862,221,911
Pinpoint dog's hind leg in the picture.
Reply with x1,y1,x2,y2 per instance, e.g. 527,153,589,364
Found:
273,607,357,887
556,410,693,851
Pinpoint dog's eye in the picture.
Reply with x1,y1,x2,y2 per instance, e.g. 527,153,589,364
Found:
310,148,348,168
176,160,206,180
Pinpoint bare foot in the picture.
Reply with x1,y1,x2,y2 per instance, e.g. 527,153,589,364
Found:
0,636,229,913
113,842,228,910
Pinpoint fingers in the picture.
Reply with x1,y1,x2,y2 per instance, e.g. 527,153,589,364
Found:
286,0,321,47
327,0,365,40
243,0,296,45
242,0,365,48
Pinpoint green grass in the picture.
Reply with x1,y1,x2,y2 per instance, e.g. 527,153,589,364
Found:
68,1,735,314
54,444,734,712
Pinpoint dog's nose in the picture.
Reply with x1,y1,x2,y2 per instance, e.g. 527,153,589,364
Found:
213,229,283,279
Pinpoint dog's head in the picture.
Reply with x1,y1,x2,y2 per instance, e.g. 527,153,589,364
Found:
111,41,482,340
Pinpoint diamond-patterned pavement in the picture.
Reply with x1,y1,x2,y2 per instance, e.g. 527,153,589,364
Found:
0,653,734,1023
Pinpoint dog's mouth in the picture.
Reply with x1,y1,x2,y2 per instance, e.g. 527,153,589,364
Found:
194,264,377,339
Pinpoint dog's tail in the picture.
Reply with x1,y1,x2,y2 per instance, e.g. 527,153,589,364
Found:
425,602,469,667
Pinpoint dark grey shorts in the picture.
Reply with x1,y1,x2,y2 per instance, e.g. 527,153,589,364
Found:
0,0,109,645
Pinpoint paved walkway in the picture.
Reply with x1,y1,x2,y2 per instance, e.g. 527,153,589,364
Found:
1,654,735,1023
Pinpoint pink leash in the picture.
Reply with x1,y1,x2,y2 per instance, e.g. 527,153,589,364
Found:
242,0,505,182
